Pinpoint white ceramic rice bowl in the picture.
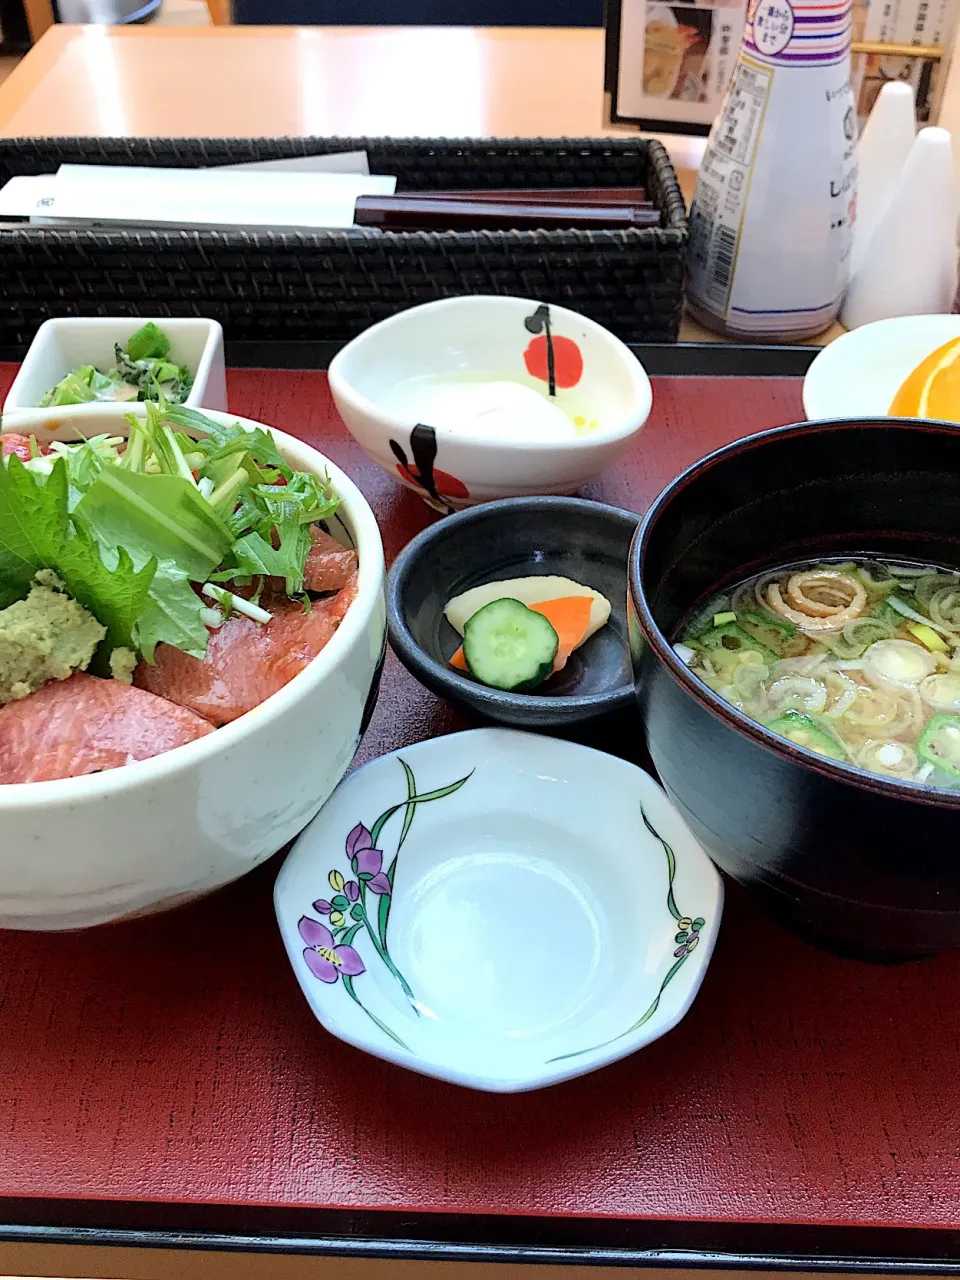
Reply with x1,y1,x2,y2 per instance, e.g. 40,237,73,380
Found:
0,406,386,931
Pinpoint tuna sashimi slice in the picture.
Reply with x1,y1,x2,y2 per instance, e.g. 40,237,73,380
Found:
0,671,215,784
303,526,358,593
135,575,357,727
1,434,47,461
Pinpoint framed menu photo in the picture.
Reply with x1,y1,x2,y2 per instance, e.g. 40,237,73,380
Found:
604,0,748,133
850,0,956,122
605,0,960,132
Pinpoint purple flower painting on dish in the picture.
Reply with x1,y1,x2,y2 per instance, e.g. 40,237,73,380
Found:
299,916,366,984
313,868,362,927
347,822,392,895
296,757,473,1053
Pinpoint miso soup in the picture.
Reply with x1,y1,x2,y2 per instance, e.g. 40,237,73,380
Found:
675,558,960,790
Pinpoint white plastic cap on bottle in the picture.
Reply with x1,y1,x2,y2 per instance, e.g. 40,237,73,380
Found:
850,81,916,277
841,126,958,330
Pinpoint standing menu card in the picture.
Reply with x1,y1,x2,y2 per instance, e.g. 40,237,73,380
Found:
606,0,959,133
605,0,748,134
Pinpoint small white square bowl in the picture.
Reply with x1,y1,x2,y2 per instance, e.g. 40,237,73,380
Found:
4,317,227,418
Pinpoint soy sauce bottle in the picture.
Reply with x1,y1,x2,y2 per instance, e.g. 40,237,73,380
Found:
686,0,857,341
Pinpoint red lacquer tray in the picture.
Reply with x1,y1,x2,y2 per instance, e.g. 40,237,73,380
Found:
1,347,959,1270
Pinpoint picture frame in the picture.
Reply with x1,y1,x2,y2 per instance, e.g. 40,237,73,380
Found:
605,0,958,132
604,0,746,134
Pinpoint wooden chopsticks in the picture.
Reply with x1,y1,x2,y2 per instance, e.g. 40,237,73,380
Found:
353,187,658,232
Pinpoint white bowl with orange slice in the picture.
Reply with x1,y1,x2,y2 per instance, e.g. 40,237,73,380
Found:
803,315,960,422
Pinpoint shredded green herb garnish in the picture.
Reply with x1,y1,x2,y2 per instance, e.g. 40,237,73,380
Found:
0,402,340,667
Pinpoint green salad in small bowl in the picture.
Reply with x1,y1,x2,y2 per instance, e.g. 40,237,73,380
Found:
5,316,227,418
39,322,193,407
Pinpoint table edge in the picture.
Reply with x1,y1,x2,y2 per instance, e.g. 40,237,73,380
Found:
2,1205,960,1270
223,340,821,377
0,341,818,377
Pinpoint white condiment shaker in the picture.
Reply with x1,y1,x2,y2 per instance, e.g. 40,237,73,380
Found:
686,0,857,341
850,81,916,277
841,126,958,329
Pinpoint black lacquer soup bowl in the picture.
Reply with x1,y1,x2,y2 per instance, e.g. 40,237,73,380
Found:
628,418,960,960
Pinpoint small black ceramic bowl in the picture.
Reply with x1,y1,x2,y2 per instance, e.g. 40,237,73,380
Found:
628,417,960,961
388,496,639,729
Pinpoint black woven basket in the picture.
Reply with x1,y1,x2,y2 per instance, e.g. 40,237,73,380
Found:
0,136,687,352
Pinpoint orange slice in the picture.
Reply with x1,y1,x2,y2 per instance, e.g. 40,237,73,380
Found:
449,596,594,676
889,336,960,421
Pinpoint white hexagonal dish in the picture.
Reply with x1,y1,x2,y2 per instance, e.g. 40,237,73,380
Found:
275,727,723,1093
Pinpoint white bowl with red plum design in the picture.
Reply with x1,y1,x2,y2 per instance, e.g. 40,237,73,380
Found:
328,296,652,512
